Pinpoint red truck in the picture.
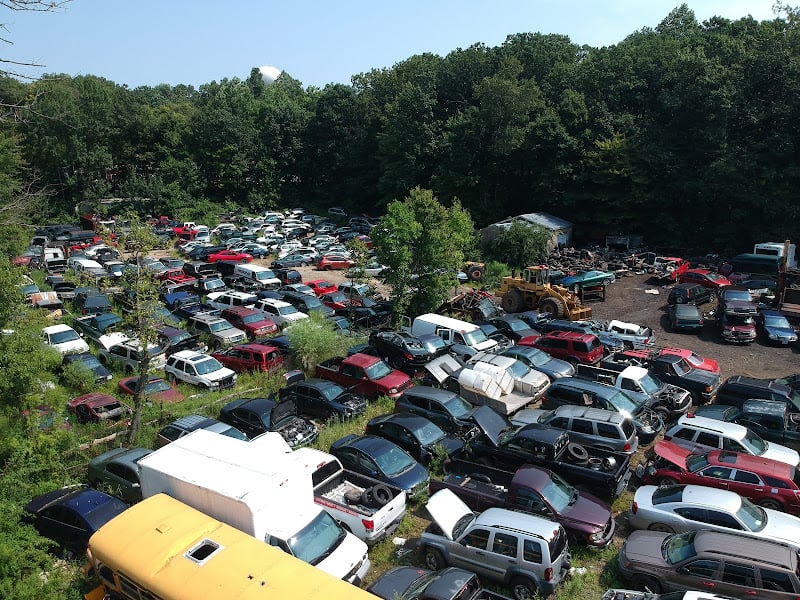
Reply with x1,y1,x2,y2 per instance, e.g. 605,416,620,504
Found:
315,353,413,399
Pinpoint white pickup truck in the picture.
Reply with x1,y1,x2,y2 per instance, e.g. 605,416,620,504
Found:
292,447,407,545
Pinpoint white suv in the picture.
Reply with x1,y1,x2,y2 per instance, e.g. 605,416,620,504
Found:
98,338,167,374
253,298,309,327
164,350,237,390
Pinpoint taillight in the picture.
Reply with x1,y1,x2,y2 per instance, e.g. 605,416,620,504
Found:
631,501,638,514
544,567,553,582
361,518,374,531
624,442,631,452
404,352,412,360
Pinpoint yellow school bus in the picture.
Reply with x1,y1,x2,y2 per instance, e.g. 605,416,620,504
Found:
86,493,374,600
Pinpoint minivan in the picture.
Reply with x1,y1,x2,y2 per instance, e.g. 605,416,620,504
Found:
403,313,498,359
233,264,281,290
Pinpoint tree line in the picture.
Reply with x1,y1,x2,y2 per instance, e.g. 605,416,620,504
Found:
0,4,798,253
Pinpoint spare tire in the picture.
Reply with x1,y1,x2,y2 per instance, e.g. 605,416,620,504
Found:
344,489,363,505
469,473,492,484
360,488,374,507
371,484,393,506
566,442,589,465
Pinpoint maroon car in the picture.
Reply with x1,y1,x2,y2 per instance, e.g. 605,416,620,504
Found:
212,343,284,373
118,375,185,404
678,268,732,289
638,440,800,514
67,393,132,424
220,306,279,339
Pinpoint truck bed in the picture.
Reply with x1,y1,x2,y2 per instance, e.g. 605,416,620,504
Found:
459,388,532,416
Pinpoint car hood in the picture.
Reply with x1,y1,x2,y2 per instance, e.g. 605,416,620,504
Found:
652,440,692,470
376,370,412,390
764,324,798,339
562,490,613,531
509,408,549,427
425,488,474,541
761,442,800,467
622,530,670,567
471,405,512,446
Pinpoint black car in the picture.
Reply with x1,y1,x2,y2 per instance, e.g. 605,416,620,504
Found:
329,434,429,499
23,487,128,555
72,291,113,315
271,268,302,285
488,315,541,343
667,303,703,332
187,244,226,261
715,375,800,413
278,378,367,421
61,352,113,384
368,566,487,600
155,325,207,356
280,290,335,316
394,386,481,437
667,283,713,305
335,305,388,329
365,413,465,466
218,397,318,448
369,330,438,371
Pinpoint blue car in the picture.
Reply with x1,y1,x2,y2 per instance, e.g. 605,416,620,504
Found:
330,434,429,499
757,309,798,346
23,487,129,555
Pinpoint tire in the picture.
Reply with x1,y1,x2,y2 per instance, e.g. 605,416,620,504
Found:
571,283,580,294
632,575,662,594
566,442,589,464
676,295,686,304
371,484,393,506
360,488,374,506
467,266,484,281
758,499,784,511
99,355,108,365
423,547,445,571
539,295,566,318
510,576,538,600
648,523,675,533
469,473,492,484
301,261,308,267
658,476,678,487
501,289,525,313
603,278,612,286
124,365,133,375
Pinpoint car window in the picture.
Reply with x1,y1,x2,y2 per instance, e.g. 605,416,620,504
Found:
760,569,796,593
672,428,696,441
550,417,569,429
572,419,594,435
696,432,720,448
491,533,518,558
514,487,547,512
106,463,137,483
701,466,733,481
762,475,789,489
462,528,490,549
705,510,743,529
523,539,543,564
597,423,621,439
733,470,761,485
674,507,706,522
684,559,720,579
721,562,756,587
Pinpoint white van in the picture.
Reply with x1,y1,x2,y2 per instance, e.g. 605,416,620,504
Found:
403,313,498,358
233,264,281,290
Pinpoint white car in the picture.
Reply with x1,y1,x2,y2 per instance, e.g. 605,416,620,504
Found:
42,324,90,355
164,350,237,390
253,298,309,327
628,484,800,549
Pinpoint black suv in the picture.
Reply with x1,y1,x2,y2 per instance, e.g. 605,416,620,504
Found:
715,375,800,413
280,290,334,316
667,283,713,305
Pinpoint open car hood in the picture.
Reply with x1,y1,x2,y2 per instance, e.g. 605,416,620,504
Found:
425,488,474,541
472,405,511,447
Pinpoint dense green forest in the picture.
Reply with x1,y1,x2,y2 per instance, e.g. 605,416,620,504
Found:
3,4,800,252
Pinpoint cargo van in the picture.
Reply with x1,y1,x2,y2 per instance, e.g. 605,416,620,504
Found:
233,264,281,290
402,313,498,359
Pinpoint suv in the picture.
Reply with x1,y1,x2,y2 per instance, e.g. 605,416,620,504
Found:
667,283,713,305
219,306,278,339
618,528,800,598
532,331,604,365
155,413,247,447
253,297,309,327
98,339,167,374
279,290,334,316
186,313,247,349
394,386,480,438
211,342,284,373
511,405,638,454
155,324,207,356
716,376,800,413
164,350,237,390
421,489,571,598
664,414,800,466
536,320,623,353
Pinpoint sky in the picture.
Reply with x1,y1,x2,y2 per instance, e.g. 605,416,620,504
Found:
5,0,779,89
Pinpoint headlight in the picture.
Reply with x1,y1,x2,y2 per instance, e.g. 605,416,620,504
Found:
588,530,604,542
389,388,398,394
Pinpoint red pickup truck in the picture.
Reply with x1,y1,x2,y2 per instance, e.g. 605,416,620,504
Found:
315,353,413,399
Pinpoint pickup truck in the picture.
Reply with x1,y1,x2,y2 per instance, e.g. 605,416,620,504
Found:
430,459,615,548
464,407,632,498
291,447,406,545
601,350,720,404
575,363,691,421
423,354,543,416
591,319,655,349
315,353,413,399
72,312,126,347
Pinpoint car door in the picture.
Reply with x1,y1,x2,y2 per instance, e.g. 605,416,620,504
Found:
379,422,419,460
671,558,722,593
715,561,760,598
38,505,90,552
231,407,263,438
294,384,326,418
696,465,734,491
449,527,494,578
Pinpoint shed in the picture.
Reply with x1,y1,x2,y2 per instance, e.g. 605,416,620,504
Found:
480,213,573,248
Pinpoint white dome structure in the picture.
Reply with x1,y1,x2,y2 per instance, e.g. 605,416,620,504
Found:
259,65,282,85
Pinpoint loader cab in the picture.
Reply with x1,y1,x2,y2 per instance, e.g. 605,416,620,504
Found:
522,267,549,286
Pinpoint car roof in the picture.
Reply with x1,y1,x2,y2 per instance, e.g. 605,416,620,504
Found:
401,385,459,403
652,484,743,513
552,404,626,424
371,412,434,431
474,506,559,540
674,414,748,438
692,529,797,567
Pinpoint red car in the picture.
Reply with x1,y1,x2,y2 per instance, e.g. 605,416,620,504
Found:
319,291,349,311
306,279,337,297
622,346,720,375
678,268,731,289
118,375,185,404
220,306,278,338
157,268,197,285
532,331,604,365
211,343,284,373
67,393,132,424
316,254,355,271
639,440,800,514
207,249,253,263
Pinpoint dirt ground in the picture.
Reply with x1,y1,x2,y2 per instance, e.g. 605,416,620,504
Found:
282,262,798,381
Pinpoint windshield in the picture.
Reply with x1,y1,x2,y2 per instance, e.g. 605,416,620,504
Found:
737,498,767,531
764,315,791,328
327,292,346,303
443,393,473,418
144,379,172,393
672,359,690,376
374,444,416,476
607,391,643,415
741,430,768,455
209,321,233,332
411,420,445,445
463,329,490,346
540,473,575,513
278,305,299,316
205,279,225,291
507,361,530,379
286,510,345,565
364,360,393,380
320,384,345,401
725,290,753,302
242,313,265,324
526,349,549,367
662,531,696,565
683,353,703,368
195,357,223,375
50,329,80,344
685,453,709,473
421,336,447,353
255,270,276,281
639,374,662,395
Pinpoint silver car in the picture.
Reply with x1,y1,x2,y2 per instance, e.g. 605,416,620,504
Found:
628,484,800,549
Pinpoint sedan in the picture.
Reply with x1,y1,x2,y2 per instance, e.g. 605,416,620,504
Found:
369,330,439,371
87,447,152,503
319,291,349,310
271,252,315,269
330,434,430,499
239,243,272,258
278,378,367,422
117,375,185,404
757,309,798,345
365,413,464,466
61,351,112,384
500,345,574,379
560,269,616,293
678,269,732,289
207,249,253,263
23,487,129,555
67,393,132,424
667,303,703,333
306,279,337,297
628,483,800,548
317,253,355,271
488,316,541,344
218,397,319,448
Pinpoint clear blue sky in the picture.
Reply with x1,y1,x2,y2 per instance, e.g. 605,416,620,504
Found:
6,0,778,89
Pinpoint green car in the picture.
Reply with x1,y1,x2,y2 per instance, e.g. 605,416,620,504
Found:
559,269,616,293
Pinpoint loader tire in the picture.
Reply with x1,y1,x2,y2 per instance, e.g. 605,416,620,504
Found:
467,266,485,281
501,289,525,313
539,296,566,318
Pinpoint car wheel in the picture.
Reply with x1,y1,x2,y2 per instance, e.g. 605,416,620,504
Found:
571,284,580,294
676,295,686,304
632,575,662,594
603,278,612,286
648,523,675,533
658,476,678,487
301,261,308,267
423,547,445,570
510,577,538,600
758,499,784,511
